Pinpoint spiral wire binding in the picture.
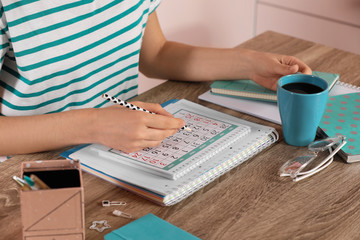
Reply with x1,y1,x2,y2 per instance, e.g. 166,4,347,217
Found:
165,130,278,205
336,81,360,90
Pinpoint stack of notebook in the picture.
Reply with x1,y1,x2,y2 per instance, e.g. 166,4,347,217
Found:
210,71,339,102
62,99,278,205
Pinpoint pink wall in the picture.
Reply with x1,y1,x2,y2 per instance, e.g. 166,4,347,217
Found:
138,0,255,94
157,0,254,47
256,0,360,55
138,0,360,94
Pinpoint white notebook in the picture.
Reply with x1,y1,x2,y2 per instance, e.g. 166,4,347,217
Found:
62,99,278,206
92,100,251,180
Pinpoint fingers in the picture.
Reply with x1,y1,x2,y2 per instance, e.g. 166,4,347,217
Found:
272,56,312,90
130,101,174,117
130,102,185,129
119,140,162,153
94,103,184,153
279,55,312,75
121,139,167,153
145,114,185,130
127,105,185,130
117,126,179,153
143,127,179,141
121,108,184,151
274,63,298,76
297,61,312,74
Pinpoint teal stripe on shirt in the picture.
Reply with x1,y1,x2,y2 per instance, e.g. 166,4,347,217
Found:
1,73,138,111
6,0,94,27
10,0,124,42
4,32,142,85
16,9,148,71
0,42,9,49
0,0,157,115
4,54,15,61
49,75,138,113
0,6,4,18
0,28,8,35
53,82,138,113
1,57,139,97
2,0,39,11
14,0,143,57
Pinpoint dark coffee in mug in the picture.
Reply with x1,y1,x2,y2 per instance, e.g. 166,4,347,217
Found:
282,82,324,94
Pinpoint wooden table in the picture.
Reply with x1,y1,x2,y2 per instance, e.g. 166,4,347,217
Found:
1,31,360,240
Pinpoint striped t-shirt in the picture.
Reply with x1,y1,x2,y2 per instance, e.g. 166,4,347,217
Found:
0,0,161,116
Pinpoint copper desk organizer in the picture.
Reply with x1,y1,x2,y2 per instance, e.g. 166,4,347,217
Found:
20,159,85,240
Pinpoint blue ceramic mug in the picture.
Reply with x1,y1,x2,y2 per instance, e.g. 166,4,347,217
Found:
277,74,329,146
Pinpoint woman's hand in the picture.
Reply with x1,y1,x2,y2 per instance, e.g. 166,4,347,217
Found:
91,101,185,153
246,51,312,91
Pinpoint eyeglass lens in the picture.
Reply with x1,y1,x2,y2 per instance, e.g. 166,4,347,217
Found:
280,154,317,178
308,135,344,152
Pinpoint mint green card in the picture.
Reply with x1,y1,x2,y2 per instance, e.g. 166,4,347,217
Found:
104,213,201,240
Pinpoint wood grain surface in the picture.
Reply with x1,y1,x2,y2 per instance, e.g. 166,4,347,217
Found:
1,31,360,240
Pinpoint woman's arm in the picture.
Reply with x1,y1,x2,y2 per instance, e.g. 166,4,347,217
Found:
139,12,312,91
0,102,184,155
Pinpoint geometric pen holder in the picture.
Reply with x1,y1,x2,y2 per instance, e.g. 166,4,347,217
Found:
20,159,85,240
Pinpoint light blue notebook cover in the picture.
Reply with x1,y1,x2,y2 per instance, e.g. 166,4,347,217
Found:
210,71,339,102
104,213,201,240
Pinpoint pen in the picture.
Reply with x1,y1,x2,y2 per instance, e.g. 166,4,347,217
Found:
12,176,32,191
30,174,50,189
102,93,191,132
23,175,41,190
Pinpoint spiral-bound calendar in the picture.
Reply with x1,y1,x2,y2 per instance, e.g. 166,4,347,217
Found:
95,101,251,180
62,99,278,206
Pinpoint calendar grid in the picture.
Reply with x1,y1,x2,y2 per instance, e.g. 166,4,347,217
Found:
109,109,239,171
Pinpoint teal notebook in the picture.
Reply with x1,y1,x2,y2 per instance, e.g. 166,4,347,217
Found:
104,213,201,240
210,71,339,102
317,92,360,163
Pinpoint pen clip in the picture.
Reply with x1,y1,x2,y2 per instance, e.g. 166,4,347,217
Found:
102,200,126,207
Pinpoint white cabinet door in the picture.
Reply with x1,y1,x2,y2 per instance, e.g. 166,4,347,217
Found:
256,0,360,54
259,0,360,26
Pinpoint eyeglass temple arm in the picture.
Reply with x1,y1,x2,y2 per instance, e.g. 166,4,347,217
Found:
293,140,347,182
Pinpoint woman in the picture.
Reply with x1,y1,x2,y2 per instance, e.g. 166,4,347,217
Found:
0,0,311,155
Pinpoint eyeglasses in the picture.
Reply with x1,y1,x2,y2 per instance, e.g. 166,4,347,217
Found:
280,135,347,182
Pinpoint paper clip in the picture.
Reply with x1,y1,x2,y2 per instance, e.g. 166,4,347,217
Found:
102,200,126,207
112,209,132,219
89,220,111,232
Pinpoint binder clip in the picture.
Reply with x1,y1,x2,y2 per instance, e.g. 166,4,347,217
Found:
112,209,132,219
89,220,111,232
102,200,126,207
